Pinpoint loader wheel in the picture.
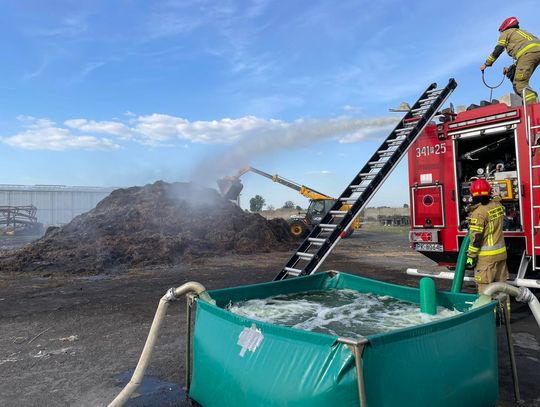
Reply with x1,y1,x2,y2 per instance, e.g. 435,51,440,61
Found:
289,220,307,239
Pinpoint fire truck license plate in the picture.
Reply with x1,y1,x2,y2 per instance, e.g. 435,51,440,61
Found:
414,243,443,252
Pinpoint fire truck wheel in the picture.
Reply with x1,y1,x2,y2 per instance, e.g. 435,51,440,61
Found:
289,220,307,239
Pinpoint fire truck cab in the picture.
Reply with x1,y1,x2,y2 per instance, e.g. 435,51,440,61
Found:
408,95,540,288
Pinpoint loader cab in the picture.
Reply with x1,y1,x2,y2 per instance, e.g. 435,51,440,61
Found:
306,199,336,225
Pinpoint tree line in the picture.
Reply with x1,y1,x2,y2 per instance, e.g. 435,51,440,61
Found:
249,195,302,212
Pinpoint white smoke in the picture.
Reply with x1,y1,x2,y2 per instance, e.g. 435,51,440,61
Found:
191,116,400,185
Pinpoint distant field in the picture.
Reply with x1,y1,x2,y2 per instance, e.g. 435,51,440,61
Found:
359,222,409,235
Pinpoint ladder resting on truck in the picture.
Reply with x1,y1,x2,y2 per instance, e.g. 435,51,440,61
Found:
274,78,458,280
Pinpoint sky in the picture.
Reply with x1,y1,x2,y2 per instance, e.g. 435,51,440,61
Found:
1,0,539,210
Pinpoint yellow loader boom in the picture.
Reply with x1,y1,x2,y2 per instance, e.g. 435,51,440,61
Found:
218,166,332,201
217,166,361,238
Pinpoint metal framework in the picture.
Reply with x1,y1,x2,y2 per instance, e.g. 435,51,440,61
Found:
0,205,39,232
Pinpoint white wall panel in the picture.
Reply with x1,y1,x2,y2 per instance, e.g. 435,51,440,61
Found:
0,185,115,226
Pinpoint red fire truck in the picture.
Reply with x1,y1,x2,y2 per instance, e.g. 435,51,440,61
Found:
407,95,540,288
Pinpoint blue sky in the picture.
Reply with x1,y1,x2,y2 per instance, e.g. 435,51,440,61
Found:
1,0,539,209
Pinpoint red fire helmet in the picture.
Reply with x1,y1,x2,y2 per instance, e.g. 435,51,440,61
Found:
499,17,519,32
470,179,491,197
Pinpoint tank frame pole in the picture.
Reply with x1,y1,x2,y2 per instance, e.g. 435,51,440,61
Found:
185,293,196,394
339,337,369,407
499,298,522,404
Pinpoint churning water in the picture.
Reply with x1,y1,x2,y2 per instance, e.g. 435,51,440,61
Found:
227,289,461,338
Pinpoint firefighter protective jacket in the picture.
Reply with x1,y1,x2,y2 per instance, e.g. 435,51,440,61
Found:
485,28,540,66
467,199,507,262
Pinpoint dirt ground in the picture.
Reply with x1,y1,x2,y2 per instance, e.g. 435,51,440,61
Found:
1,228,539,407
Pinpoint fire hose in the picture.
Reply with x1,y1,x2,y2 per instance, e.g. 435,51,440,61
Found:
108,282,210,407
483,282,540,329
481,70,506,103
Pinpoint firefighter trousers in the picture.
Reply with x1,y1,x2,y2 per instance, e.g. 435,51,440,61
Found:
474,259,509,294
513,49,540,103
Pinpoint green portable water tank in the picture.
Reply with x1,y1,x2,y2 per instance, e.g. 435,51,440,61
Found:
189,271,498,407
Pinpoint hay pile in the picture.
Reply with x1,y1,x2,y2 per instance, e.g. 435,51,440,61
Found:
0,181,292,273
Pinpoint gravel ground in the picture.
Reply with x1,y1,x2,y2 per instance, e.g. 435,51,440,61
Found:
0,229,539,406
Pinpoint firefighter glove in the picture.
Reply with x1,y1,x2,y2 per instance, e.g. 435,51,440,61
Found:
466,257,477,270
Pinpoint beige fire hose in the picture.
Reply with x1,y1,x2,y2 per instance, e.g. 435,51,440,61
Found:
483,282,540,329
108,282,208,407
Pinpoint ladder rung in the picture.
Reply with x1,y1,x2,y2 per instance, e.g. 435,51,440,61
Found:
418,96,438,103
531,125,540,129
403,117,421,123
308,237,326,243
369,160,387,166
533,185,540,189
296,251,314,260
534,226,540,229
319,223,337,230
532,165,540,169
308,237,326,245
395,128,411,133
329,210,348,215
534,247,540,250
533,205,540,209
359,173,377,178
284,267,302,276
339,197,357,203
378,148,396,154
411,107,428,114
426,88,443,95
386,136,407,143
532,145,540,149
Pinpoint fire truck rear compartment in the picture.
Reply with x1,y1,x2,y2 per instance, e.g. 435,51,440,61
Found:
455,129,522,232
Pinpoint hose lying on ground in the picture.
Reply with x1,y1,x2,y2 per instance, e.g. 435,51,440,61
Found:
108,282,208,407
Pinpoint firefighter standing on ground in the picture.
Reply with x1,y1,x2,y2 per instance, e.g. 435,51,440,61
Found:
480,16,540,104
466,179,509,294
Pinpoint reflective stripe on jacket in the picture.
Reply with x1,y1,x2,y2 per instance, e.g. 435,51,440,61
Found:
467,199,507,262
485,28,540,66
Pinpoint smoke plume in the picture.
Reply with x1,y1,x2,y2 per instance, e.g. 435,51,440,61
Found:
190,116,399,185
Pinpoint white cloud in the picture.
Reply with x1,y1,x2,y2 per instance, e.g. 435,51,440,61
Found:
65,119,133,139
30,16,88,38
3,112,400,154
306,170,331,175
2,117,119,151
133,113,287,145
145,13,202,39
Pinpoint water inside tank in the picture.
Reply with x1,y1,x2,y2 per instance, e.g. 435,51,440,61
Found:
227,289,462,338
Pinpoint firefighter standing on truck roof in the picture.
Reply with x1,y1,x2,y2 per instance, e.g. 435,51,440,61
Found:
480,16,540,104
465,179,509,294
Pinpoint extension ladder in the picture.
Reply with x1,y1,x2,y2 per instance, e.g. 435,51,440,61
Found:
525,87,540,283
274,79,457,280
